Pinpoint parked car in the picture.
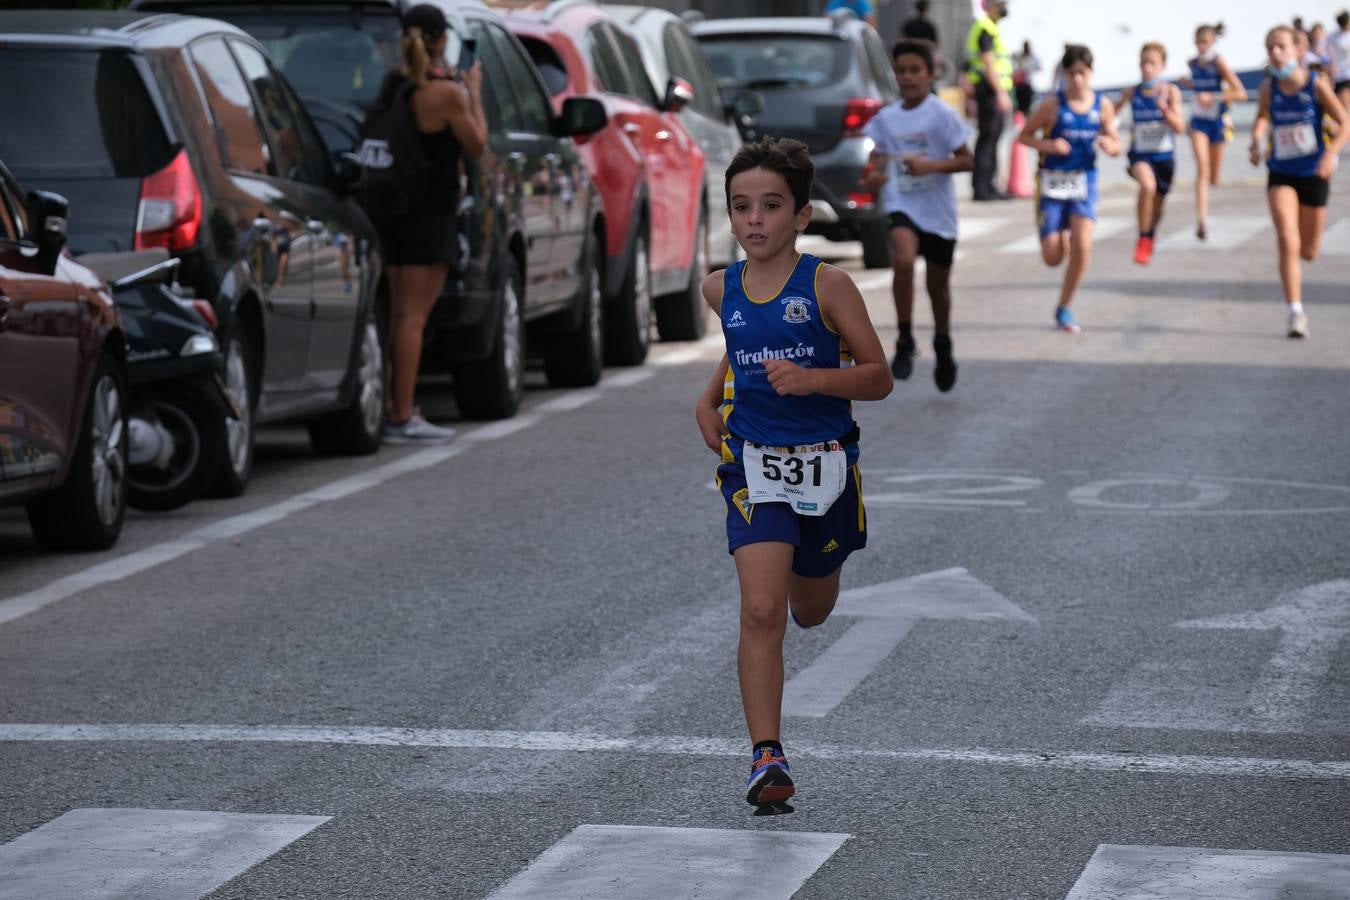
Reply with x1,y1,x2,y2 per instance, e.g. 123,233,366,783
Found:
0,10,388,501
0,161,130,551
496,0,709,349
129,0,611,412
693,13,900,268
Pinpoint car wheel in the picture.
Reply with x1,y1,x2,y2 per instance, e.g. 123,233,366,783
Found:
544,236,603,388
27,351,128,551
604,227,651,366
654,209,709,342
209,328,257,497
308,309,385,455
452,256,525,419
127,384,227,512
861,219,893,269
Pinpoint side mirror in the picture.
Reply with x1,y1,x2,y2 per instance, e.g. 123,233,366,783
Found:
555,96,608,137
25,190,69,273
661,77,694,113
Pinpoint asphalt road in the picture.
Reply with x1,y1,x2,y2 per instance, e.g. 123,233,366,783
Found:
2,160,1348,899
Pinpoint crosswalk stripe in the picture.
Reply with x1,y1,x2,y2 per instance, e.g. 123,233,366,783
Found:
0,808,329,900
486,825,849,899
1159,215,1270,250
1320,219,1350,255
997,217,1131,254
1065,844,1350,899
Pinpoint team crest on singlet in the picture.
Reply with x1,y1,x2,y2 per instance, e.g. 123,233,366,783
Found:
781,296,812,324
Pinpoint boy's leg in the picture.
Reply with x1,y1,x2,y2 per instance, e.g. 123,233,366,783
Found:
1131,161,1157,234
1297,200,1326,261
890,221,920,380
1191,129,1211,236
733,541,795,744
1268,186,1302,303
925,261,953,336
787,567,844,628
1059,215,1096,308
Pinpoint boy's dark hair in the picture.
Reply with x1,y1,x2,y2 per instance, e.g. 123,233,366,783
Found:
1338,11,1348,29
1061,43,1094,70
892,40,934,73
725,137,813,213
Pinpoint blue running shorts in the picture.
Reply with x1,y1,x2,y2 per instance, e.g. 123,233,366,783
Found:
717,437,867,578
1037,170,1100,237
1189,116,1228,144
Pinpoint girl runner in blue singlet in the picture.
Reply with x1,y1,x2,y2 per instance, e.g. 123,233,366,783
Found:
1250,25,1349,338
1183,23,1247,241
1017,44,1121,333
1120,42,1185,265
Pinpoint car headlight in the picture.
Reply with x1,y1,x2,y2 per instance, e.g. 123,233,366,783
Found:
180,333,218,357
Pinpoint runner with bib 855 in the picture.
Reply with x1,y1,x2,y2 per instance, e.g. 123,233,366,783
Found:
1119,42,1185,265
1017,44,1122,334
1249,25,1349,339
694,137,892,813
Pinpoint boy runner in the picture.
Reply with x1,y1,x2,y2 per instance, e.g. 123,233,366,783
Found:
695,137,893,812
862,40,974,391
1120,42,1185,265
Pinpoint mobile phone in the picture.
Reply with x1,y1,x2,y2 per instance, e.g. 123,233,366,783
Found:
456,38,477,73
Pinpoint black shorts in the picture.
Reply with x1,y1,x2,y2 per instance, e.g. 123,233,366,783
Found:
1268,171,1330,208
1128,157,1175,196
1336,79,1350,94
379,208,456,267
888,212,957,267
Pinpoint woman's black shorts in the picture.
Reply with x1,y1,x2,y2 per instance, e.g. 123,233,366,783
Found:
1268,171,1330,208
379,208,457,267
1128,157,1175,196
888,212,957,267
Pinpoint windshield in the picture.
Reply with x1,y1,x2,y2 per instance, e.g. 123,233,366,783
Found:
0,49,173,180
699,35,850,92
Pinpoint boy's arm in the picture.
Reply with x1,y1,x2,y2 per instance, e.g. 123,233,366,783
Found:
695,354,731,453
1314,73,1349,175
763,265,892,402
1097,96,1122,156
1249,80,1272,165
908,147,973,175
1162,84,1187,132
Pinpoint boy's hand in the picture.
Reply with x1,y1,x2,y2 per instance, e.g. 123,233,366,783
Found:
902,155,933,176
1249,137,1263,166
696,403,727,454
1097,133,1121,156
1316,151,1339,180
764,359,817,396
1044,137,1073,156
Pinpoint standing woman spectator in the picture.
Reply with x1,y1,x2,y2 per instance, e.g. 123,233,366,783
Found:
377,5,487,444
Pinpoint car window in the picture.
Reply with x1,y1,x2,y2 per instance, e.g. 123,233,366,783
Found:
0,48,174,181
521,36,569,97
191,37,272,176
861,28,899,102
488,24,551,134
699,35,850,92
666,24,722,119
229,40,313,182
608,25,659,107
471,20,521,132
584,24,624,96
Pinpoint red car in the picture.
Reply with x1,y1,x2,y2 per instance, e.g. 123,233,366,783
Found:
497,1,708,362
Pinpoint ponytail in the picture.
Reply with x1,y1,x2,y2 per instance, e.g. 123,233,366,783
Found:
1195,22,1224,42
400,26,431,85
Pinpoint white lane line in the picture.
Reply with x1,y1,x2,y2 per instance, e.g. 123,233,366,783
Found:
650,334,724,367
461,414,542,442
1160,215,1269,250
1320,219,1350,255
957,217,1009,240
2,724,1347,779
783,619,917,717
487,825,849,900
535,389,602,413
602,368,656,388
1065,844,1350,900
0,808,329,900
997,216,1130,254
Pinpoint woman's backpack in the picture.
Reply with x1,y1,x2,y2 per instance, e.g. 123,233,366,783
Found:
353,79,433,227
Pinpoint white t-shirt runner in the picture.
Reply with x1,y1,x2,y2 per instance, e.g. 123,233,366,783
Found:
862,94,972,240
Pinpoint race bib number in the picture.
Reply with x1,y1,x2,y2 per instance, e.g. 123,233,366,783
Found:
1273,122,1318,160
1192,95,1222,120
1040,169,1088,200
742,440,848,516
1133,121,1174,154
887,155,932,192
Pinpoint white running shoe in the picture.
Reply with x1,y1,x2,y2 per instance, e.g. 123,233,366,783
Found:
383,415,457,445
1287,309,1309,339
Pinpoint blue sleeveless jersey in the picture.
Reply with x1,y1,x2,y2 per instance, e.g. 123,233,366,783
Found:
1044,90,1102,171
1189,59,1228,115
1129,85,1174,162
721,253,856,449
1268,71,1326,178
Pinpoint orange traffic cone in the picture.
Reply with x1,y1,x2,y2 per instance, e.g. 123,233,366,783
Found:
1008,111,1033,198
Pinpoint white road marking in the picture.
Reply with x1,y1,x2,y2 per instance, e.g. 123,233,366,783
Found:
997,216,1130,254
1065,844,1350,900
956,217,1008,240
783,567,1036,717
1160,215,1269,250
0,808,329,900
486,825,849,899
1084,580,1350,734
532,390,600,413
601,368,656,388
650,334,723,366
1,723,1347,779
461,414,542,442
1320,219,1350,255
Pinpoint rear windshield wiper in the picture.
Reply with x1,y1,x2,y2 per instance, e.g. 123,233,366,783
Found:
742,77,808,90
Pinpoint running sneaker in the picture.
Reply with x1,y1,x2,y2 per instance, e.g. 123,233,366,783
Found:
891,334,916,380
383,415,458,445
1287,309,1309,339
745,747,795,805
1196,222,1208,242
933,334,957,392
1055,305,1081,334
1132,235,1153,265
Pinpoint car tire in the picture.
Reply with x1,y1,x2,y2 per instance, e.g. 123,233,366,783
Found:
308,308,385,455
209,326,258,497
604,227,651,366
128,383,227,512
27,351,128,551
654,210,708,342
544,236,603,388
453,256,525,420
861,219,893,269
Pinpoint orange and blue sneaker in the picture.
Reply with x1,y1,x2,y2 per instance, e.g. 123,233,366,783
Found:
745,745,795,805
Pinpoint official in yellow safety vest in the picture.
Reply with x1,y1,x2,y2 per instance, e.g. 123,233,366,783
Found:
965,0,1014,200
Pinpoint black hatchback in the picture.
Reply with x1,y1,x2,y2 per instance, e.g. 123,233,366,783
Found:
0,11,388,498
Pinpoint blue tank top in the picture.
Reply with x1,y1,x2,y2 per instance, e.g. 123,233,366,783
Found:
721,253,855,449
1129,85,1175,161
1189,58,1228,116
1268,71,1326,178
1044,90,1102,172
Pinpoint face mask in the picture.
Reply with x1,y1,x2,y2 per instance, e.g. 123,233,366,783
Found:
1198,48,1217,62
1270,59,1298,79
1140,78,1157,89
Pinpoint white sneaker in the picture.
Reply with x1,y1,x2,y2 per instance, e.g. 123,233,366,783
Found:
1287,309,1309,339
383,415,457,445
